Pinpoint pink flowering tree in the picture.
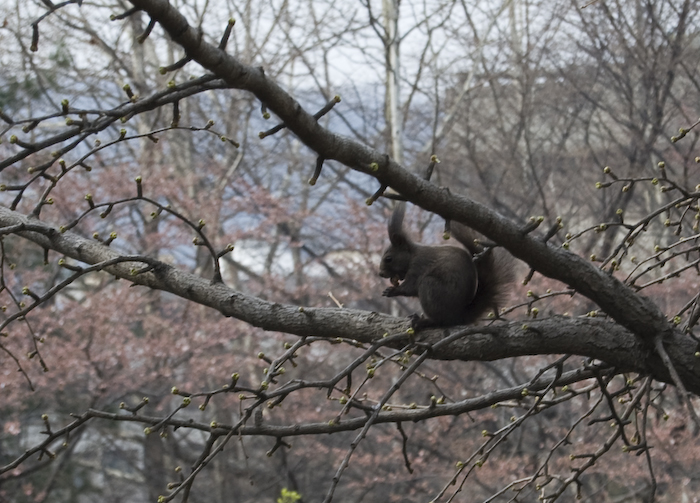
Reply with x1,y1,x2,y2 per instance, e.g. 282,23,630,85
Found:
1,1,700,502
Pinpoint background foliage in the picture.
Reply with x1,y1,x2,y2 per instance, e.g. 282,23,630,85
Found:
1,1,700,502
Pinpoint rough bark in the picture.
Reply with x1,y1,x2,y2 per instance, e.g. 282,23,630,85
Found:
3,206,698,394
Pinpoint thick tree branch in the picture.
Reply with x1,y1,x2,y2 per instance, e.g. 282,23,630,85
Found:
126,0,682,353
2,206,699,393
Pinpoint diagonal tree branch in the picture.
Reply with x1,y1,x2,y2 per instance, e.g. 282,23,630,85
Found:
125,0,679,352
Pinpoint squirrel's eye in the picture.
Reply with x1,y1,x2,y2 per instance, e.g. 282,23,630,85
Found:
385,256,392,263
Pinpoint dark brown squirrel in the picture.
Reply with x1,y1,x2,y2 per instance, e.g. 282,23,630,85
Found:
379,201,514,328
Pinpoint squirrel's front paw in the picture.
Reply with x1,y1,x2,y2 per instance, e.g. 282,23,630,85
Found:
382,287,396,297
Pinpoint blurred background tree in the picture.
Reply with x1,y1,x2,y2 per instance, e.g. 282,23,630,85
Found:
1,1,699,502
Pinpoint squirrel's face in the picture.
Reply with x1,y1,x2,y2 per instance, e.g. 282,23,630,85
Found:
379,246,409,285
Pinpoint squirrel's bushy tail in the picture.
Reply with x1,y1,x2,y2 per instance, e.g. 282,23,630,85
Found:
450,223,515,323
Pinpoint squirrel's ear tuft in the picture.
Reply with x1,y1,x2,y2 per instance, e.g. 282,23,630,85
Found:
388,201,408,246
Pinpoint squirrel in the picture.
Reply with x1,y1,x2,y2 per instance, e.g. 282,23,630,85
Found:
379,201,513,328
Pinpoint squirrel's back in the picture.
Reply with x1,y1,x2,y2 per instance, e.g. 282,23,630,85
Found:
450,222,515,323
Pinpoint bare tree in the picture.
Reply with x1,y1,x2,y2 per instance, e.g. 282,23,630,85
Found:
1,1,700,502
